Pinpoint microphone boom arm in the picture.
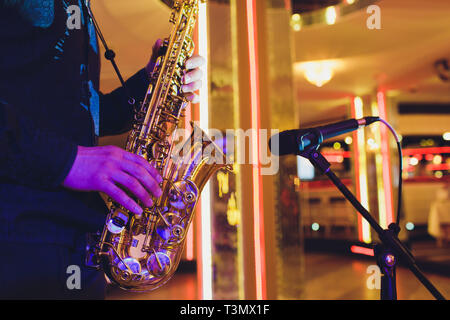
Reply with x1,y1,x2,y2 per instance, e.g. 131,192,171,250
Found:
300,143,446,300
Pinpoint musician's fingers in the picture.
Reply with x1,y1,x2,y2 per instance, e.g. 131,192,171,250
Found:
101,181,143,217
181,80,202,94
122,151,163,184
153,38,163,52
119,159,162,199
146,38,164,74
185,55,205,70
110,171,154,209
184,92,200,104
183,68,203,85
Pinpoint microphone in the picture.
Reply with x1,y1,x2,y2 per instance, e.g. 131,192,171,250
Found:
269,116,380,156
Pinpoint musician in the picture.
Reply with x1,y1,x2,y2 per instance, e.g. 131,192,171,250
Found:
0,1,203,299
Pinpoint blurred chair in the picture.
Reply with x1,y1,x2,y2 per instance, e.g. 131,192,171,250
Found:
403,181,447,232
428,184,450,247
328,196,356,238
301,197,331,237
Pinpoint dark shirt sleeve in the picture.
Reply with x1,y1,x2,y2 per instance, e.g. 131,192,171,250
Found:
0,101,78,189
99,68,150,137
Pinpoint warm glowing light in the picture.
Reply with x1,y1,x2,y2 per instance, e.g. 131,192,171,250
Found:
325,6,337,25
246,0,266,300
354,96,363,110
290,14,302,31
198,1,212,300
406,222,415,231
433,155,443,165
186,227,194,261
217,171,229,197
435,171,444,179
403,147,450,155
345,136,353,145
444,132,450,141
226,193,240,226
376,91,394,228
350,245,374,256
409,157,419,166
352,97,371,243
346,0,356,4
333,142,342,150
298,61,337,87
367,138,379,150
427,163,450,171
292,23,301,32
184,73,194,262
420,139,435,147
374,153,387,228
324,154,345,163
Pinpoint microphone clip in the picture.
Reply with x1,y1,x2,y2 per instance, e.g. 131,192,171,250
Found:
298,127,324,156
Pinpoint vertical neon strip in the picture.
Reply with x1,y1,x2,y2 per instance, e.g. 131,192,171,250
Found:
185,93,194,262
352,128,364,241
186,208,194,260
377,91,394,226
198,1,213,300
371,101,387,229
230,0,245,300
195,200,203,299
351,100,363,241
246,0,266,300
375,152,387,228
352,97,371,243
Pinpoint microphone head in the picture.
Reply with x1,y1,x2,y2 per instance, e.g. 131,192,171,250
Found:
269,129,308,156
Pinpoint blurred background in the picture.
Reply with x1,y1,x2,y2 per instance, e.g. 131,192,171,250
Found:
93,0,450,300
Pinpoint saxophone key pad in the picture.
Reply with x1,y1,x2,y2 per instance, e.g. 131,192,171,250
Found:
147,252,171,277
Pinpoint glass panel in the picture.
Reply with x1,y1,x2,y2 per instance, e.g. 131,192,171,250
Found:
208,0,242,300
266,0,305,299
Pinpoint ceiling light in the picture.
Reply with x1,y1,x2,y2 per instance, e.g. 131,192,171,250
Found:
290,14,302,31
325,6,337,25
354,96,363,111
291,14,301,22
298,60,337,87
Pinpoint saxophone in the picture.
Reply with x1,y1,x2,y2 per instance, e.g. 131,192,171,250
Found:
89,0,230,291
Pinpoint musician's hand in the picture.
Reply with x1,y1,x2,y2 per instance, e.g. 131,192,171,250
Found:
146,39,205,104
62,146,163,218
182,55,204,104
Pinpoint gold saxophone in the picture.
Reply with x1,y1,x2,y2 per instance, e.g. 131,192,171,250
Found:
90,0,230,291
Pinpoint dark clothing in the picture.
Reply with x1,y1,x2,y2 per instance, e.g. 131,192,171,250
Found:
0,1,149,298
0,239,106,299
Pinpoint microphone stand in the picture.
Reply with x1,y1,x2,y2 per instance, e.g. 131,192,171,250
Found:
300,142,446,300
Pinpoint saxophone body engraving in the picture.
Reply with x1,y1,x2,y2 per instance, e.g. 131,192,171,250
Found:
92,0,229,291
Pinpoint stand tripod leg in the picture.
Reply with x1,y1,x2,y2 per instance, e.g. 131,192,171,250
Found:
304,150,446,300
375,244,397,300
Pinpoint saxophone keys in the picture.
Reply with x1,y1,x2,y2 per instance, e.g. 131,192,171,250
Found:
184,191,196,204
171,224,185,240
156,225,170,241
106,214,128,234
168,181,198,210
147,251,171,277
117,257,142,275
